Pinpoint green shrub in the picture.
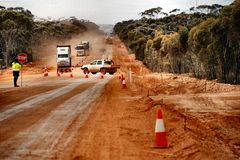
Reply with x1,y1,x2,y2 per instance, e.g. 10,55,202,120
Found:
152,36,162,50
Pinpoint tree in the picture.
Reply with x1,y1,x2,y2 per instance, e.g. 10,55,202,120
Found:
190,4,223,16
169,8,180,14
196,5,212,13
0,9,34,66
0,5,5,10
114,2,240,84
211,4,223,15
139,7,162,18
179,26,189,50
190,7,195,11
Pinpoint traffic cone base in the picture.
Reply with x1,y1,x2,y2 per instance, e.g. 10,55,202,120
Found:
122,79,127,89
44,72,48,77
43,67,48,77
56,71,60,77
118,73,121,79
155,132,168,148
155,109,168,148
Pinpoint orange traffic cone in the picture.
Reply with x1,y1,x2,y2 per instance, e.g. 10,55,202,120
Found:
121,74,124,81
118,72,122,79
155,109,168,148
100,74,104,79
122,78,127,89
43,67,48,77
57,71,61,77
43,70,48,77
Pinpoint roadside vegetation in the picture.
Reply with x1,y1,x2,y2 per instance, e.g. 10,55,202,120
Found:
0,6,101,67
114,0,240,84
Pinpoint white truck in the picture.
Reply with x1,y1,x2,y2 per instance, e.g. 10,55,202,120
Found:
81,59,120,75
75,41,90,56
56,45,72,72
81,41,90,49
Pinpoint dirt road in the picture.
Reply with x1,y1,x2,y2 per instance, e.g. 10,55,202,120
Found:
0,32,114,159
0,36,240,160
0,70,114,160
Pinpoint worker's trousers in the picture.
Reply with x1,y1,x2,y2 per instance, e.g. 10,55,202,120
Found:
13,71,20,87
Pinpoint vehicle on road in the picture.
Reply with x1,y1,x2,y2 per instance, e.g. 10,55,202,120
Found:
75,41,90,56
81,41,90,49
81,59,120,75
105,36,113,44
56,45,72,72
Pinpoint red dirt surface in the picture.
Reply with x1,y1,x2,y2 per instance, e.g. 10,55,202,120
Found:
0,36,239,160
63,37,240,160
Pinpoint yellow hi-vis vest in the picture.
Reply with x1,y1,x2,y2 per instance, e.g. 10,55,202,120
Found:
12,62,21,71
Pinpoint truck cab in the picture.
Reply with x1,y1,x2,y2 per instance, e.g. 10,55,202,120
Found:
75,44,86,56
75,41,90,56
56,45,71,72
81,41,90,49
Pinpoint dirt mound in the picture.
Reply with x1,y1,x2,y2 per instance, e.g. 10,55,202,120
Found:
109,36,240,159
68,77,217,159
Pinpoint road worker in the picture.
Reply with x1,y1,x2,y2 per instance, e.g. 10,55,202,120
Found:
12,58,21,87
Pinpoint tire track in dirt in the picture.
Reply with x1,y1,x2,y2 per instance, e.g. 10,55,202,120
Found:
67,79,123,160
40,79,111,160
0,79,88,122
0,78,111,159
151,91,240,116
0,82,94,144
0,84,67,111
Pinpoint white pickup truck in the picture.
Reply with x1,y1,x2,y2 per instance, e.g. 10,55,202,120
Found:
81,59,120,75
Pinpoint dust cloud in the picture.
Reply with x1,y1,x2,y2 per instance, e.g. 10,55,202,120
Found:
33,31,108,68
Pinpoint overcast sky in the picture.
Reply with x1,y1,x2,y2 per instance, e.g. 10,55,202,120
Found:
0,0,234,24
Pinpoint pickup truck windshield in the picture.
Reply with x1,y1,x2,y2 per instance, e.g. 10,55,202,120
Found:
104,60,113,65
58,54,68,58
91,61,97,65
75,46,84,50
